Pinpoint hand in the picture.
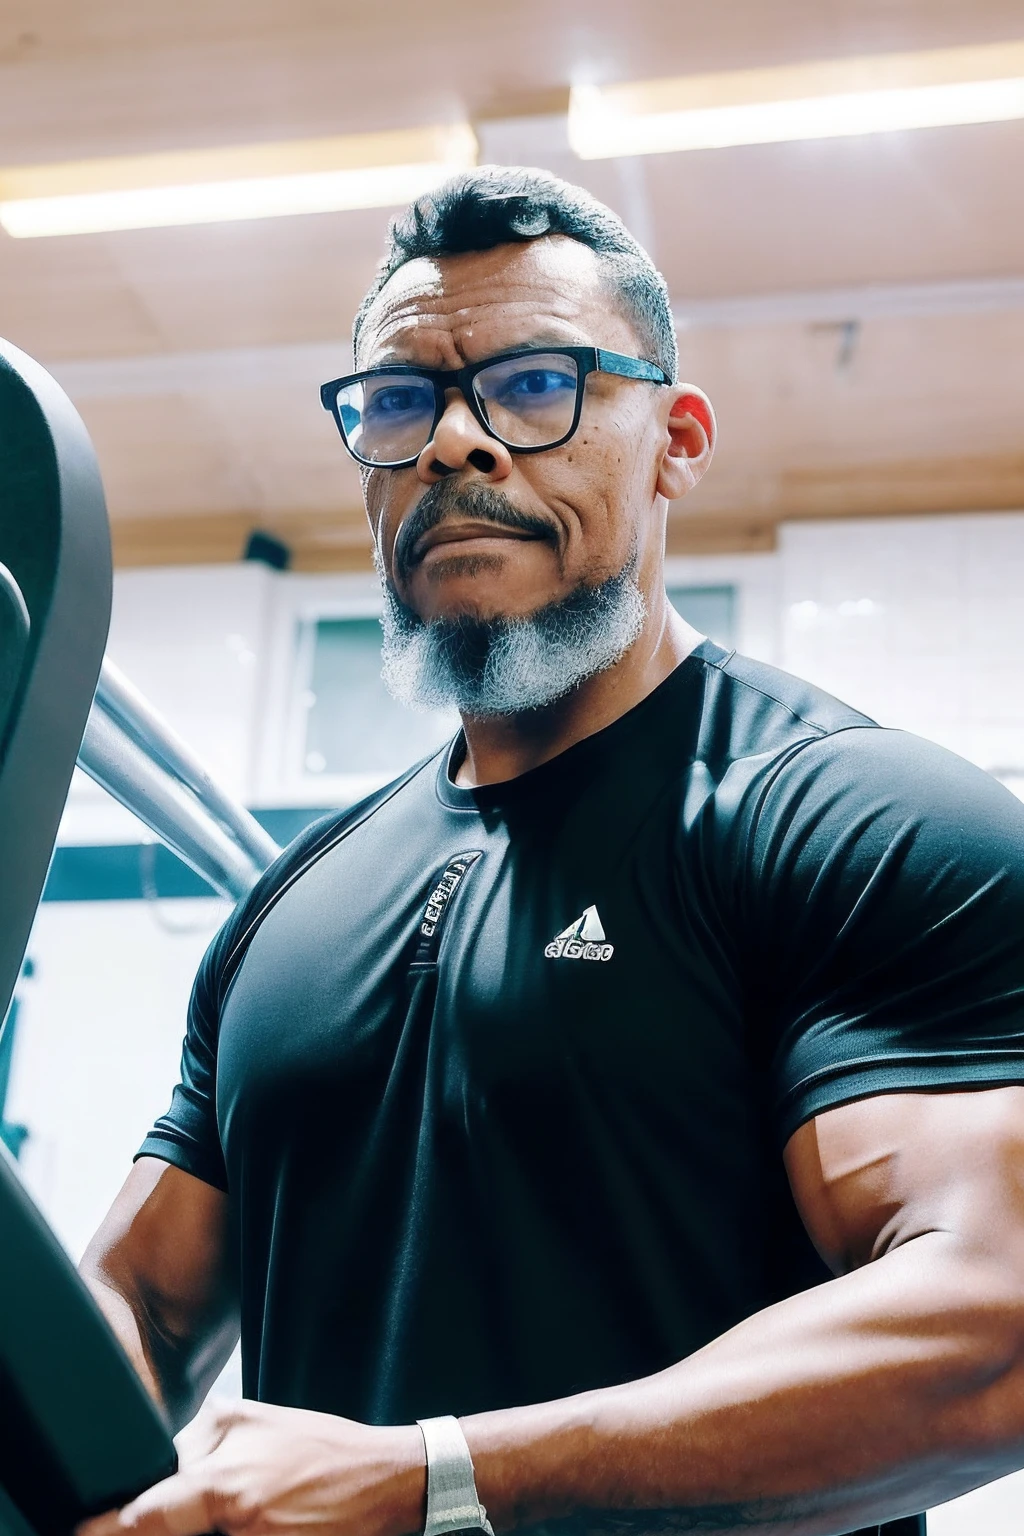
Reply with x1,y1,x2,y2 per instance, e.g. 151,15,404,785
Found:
76,1399,426,1536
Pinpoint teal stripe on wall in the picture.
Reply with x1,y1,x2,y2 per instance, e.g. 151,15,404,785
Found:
42,808,332,902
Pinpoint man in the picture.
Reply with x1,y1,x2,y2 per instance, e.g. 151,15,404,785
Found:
80,167,1024,1536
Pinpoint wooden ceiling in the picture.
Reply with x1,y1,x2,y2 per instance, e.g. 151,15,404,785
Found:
1,0,1023,569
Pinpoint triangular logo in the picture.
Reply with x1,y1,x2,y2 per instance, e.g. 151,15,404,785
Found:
553,905,606,942
578,905,606,941
545,905,613,961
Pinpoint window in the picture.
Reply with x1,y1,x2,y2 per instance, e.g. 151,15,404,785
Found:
667,585,736,648
301,618,456,780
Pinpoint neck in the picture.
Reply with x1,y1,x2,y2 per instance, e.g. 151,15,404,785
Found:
454,593,702,788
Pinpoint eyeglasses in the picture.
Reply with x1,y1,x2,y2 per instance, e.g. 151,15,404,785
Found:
319,346,670,469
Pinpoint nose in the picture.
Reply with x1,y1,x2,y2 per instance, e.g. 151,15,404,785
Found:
415,389,514,483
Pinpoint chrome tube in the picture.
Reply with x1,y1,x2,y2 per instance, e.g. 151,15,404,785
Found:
77,660,280,901
95,659,280,873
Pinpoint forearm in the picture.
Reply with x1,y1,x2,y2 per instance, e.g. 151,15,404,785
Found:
80,1161,239,1431
83,1271,167,1410
462,1233,1024,1535
81,1261,235,1430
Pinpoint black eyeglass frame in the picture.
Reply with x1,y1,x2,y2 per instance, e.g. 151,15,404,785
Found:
319,346,672,469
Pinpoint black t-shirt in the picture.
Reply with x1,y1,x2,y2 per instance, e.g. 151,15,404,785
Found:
140,640,1024,1536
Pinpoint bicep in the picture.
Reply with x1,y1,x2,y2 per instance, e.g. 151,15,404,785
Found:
82,1156,236,1346
784,1086,1024,1277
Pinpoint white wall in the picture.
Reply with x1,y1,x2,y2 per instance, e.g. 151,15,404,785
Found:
779,513,1024,784
666,549,783,667
8,513,1024,1527
60,561,277,845
6,899,228,1261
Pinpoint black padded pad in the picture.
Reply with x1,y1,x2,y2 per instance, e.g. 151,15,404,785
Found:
0,338,112,1022
0,340,176,1534
0,560,30,755
0,1146,177,1534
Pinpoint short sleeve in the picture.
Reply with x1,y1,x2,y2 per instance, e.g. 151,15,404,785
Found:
132,795,404,1192
742,727,1024,1143
135,921,233,1191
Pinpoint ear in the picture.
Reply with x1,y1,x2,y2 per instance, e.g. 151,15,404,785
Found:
656,385,717,501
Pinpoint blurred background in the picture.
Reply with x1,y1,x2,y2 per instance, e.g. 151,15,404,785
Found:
1,4,1023,1526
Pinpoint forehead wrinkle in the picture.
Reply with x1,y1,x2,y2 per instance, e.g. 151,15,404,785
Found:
358,241,615,367
364,291,595,368
363,281,620,370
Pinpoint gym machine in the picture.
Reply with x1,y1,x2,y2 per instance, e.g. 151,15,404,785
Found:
0,336,280,1535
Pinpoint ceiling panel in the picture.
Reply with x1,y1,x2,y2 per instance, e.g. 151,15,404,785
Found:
0,0,1022,566
4,0,1024,157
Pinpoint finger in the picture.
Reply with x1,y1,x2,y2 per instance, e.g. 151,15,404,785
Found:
77,1510,124,1536
94,1470,216,1536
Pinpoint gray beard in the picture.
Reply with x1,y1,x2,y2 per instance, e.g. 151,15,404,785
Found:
378,561,646,718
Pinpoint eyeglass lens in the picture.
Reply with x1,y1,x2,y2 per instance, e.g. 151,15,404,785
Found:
472,354,579,448
336,375,436,465
334,353,581,464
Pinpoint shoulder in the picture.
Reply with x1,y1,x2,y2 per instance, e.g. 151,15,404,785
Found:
683,647,1024,888
754,730,1024,1139
694,642,876,742
676,644,878,844
199,745,450,1015
689,641,1018,824
756,724,1024,843
745,725,1024,934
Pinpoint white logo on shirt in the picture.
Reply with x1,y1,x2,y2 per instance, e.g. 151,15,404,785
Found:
544,905,614,961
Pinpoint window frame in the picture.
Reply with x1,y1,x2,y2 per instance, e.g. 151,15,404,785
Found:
252,573,458,810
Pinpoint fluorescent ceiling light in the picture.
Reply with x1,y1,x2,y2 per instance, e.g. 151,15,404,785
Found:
0,124,477,238
569,39,1024,157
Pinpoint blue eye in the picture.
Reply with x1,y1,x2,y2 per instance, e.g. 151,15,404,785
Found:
364,384,433,419
500,368,576,401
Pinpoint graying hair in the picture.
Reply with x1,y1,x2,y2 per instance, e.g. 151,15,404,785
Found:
353,164,678,381
378,559,647,717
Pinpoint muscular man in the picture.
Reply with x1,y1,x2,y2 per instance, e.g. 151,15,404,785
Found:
80,168,1024,1536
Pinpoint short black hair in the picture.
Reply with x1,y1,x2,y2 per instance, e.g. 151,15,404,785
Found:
353,164,678,380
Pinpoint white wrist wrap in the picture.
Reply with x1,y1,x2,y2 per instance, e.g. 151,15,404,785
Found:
417,1415,495,1536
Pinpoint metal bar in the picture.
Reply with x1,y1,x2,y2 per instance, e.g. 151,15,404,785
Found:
93,658,280,874
77,672,281,901
78,710,266,901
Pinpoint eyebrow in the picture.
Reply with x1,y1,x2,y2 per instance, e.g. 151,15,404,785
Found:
368,334,592,370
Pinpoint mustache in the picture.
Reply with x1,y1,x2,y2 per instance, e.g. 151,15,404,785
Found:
392,480,557,583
